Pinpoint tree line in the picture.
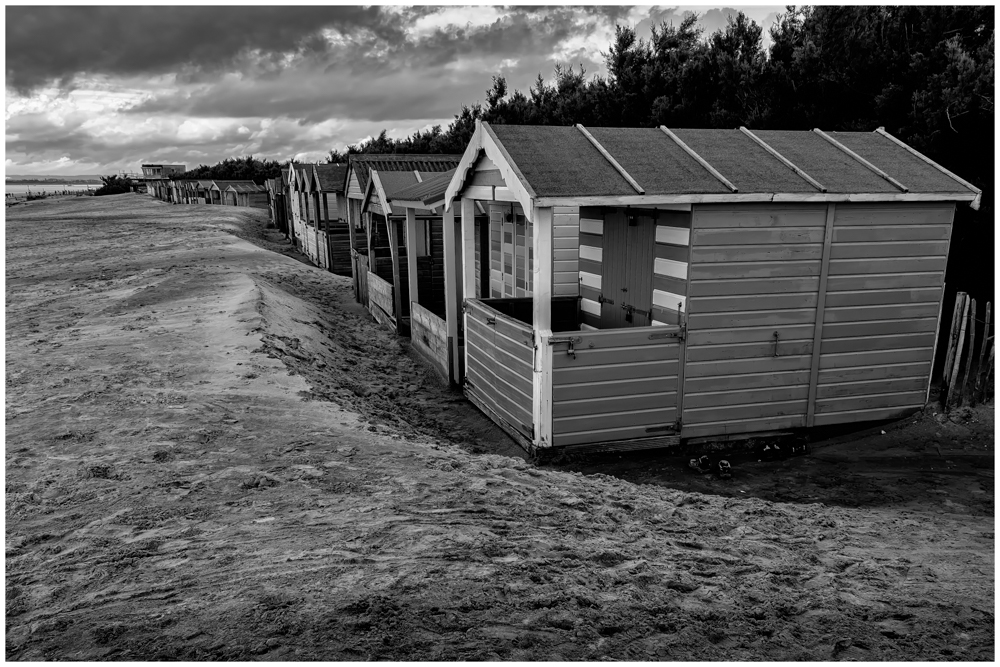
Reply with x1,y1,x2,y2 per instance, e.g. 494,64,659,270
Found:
329,5,993,302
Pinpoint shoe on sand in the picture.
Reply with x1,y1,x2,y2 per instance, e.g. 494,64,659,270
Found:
717,460,732,479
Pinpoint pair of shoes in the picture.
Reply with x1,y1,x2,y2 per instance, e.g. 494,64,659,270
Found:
789,442,808,457
688,455,713,474
717,460,732,479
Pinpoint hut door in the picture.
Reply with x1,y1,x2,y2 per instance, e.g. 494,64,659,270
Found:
599,210,629,328
600,210,656,329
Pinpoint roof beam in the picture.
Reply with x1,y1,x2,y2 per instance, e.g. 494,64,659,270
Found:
575,124,644,194
874,126,982,209
813,128,909,192
739,126,827,193
659,126,738,193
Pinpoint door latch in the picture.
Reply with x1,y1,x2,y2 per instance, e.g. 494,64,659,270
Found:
547,336,582,359
772,331,780,357
597,294,615,306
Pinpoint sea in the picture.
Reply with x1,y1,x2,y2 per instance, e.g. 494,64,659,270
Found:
6,183,96,196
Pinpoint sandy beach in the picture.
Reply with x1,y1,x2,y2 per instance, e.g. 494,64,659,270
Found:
5,194,993,660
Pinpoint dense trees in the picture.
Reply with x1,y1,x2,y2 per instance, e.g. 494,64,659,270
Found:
94,174,135,196
332,5,991,300
177,155,283,185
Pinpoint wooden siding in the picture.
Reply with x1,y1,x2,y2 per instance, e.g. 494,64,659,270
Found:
682,204,827,438
551,327,681,446
812,204,954,425
465,299,534,439
552,206,580,297
356,253,370,305
411,301,450,380
368,272,395,324
327,222,352,276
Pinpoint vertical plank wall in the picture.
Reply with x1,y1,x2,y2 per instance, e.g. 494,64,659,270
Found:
813,204,954,424
682,204,826,439
486,204,578,299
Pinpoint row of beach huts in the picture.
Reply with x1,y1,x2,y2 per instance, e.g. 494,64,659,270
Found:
142,123,982,456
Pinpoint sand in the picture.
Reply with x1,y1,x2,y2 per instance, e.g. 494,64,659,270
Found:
5,194,994,660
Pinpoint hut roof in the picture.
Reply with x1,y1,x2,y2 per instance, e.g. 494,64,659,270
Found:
348,154,461,197
314,163,348,193
225,182,264,193
365,168,455,216
211,179,257,189
391,169,457,208
446,122,982,215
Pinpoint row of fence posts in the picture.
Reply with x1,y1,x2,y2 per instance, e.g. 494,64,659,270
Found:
941,291,993,409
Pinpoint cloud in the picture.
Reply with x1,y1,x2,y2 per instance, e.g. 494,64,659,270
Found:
5,6,407,94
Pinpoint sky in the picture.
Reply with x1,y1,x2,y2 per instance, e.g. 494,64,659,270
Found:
5,4,785,177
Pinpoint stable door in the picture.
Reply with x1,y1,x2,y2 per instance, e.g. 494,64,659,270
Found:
599,209,656,328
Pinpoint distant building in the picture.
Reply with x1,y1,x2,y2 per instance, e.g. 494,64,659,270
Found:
140,164,186,178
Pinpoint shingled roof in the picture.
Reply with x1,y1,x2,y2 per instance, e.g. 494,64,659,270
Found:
447,122,982,214
347,154,461,196
211,179,258,189
391,169,456,208
314,163,348,193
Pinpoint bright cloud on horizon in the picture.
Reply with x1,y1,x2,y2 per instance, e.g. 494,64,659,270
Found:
5,5,784,176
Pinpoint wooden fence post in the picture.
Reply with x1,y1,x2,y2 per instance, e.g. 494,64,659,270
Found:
958,298,977,405
942,292,966,387
947,295,971,409
973,301,992,404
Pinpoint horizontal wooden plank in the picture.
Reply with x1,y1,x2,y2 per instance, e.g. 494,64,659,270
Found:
821,331,937,354
693,208,827,229
691,244,823,264
553,224,578,238
830,240,949,260
685,354,813,378
823,303,940,323
553,376,677,402
692,227,824,245
829,256,948,275
554,359,679,385
579,258,602,276
654,258,688,280
579,232,603,248
688,292,817,314
821,317,938,338
552,341,680,369
554,283,579,297
833,224,951,243
652,274,687,296
815,376,928,400
553,422,680,447
833,205,954,227
688,308,817,330
554,248,579,262
686,324,816,346
680,415,806,439
554,391,677,418
811,404,922,426
466,357,533,418
553,407,678,436
580,218,603,235
825,272,943,292
656,210,692,228
818,361,931,385
815,391,927,415
819,346,934,370
686,339,812,362
684,384,809,409
688,276,819,297
553,237,578,251
684,399,808,424
655,226,690,246
689,260,821,280
824,287,941,308
655,243,689,263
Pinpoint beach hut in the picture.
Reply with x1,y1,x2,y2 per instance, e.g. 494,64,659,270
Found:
312,163,352,276
194,180,214,204
390,169,466,380
441,121,981,454
358,160,464,333
210,180,257,206
343,154,461,313
224,182,268,208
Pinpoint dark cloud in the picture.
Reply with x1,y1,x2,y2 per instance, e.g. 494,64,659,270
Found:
5,6,406,93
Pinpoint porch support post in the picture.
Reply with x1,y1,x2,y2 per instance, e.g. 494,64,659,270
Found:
460,198,477,298
405,207,419,309
532,205,554,450
443,201,461,384
387,217,405,334
460,197,476,385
